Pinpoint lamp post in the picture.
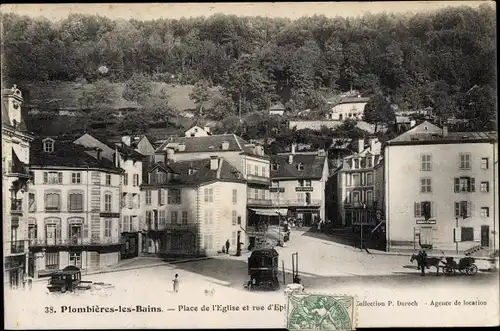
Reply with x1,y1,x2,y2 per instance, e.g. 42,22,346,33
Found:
360,203,366,251
277,181,282,247
455,217,460,255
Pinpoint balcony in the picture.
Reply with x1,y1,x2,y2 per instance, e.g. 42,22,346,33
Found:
11,199,23,214
10,240,25,254
273,199,322,207
247,198,273,206
246,174,270,185
29,237,124,247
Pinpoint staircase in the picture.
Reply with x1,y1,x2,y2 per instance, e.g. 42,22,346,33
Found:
464,245,483,255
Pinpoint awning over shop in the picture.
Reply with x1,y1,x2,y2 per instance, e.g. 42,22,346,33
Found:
250,208,288,216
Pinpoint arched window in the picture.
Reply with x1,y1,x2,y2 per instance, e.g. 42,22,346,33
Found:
44,190,61,211
42,138,55,153
103,191,112,212
68,190,84,211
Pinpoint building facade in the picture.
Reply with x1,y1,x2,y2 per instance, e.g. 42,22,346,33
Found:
184,126,211,137
141,156,247,256
326,96,370,121
336,137,382,230
268,146,329,226
27,138,123,277
384,122,498,254
2,85,35,288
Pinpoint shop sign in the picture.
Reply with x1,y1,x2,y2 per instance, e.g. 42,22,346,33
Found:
270,187,285,193
295,186,313,192
99,212,120,218
416,219,436,224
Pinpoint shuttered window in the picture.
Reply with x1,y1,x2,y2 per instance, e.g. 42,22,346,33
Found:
45,193,60,210
69,193,83,211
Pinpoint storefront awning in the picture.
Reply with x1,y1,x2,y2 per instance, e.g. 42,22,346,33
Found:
250,208,288,216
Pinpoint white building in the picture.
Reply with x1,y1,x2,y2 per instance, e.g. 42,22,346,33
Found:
141,156,247,256
184,125,211,137
267,145,329,226
27,138,123,277
384,121,498,255
335,137,382,230
73,133,146,259
326,96,370,121
268,102,285,116
2,85,34,288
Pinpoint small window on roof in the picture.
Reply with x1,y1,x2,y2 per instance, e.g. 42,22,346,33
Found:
43,138,55,153
297,162,304,171
424,126,428,130
271,162,279,171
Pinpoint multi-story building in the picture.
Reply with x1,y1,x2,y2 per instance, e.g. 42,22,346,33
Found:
141,156,247,256
268,145,329,226
325,96,370,121
384,121,498,255
2,85,34,288
155,133,270,233
73,133,145,259
184,125,212,137
27,138,123,277
335,137,382,230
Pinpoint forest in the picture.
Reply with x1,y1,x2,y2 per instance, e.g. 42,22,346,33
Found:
1,4,497,139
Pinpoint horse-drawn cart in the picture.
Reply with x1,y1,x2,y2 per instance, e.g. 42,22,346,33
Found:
442,256,478,276
47,266,114,293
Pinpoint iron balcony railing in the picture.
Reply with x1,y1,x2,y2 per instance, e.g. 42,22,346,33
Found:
11,199,23,213
147,222,197,231
247,198,273,206
246,174,270,185
29,237,124,247
10,240,25,254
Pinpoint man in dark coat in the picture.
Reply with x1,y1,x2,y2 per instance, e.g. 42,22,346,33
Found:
225,239,230,255
418,248,428,276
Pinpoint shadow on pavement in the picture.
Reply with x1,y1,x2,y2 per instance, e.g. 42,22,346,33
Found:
301,228,385,251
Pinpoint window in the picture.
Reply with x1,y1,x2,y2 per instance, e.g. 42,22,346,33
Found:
305,179,312,187
204,210,213,225
91,171,101,185
297,193,305,203
352,173,360,186
254,165,259,175
232,210,238,225
232,231,237,246
461,227,474,242
71,172,81,184
481,207,490,217
232,189,237,204
260,189,265,200
106,174,111,186
420,178,432,193
271,163,279,171
28,193,36,212
104,193,112,212
254,188,259,200
155,172,166,183
352,191,360,205
68,192,83,211
159,210,166,226
481,158,489,170
182,211,188,225
366,191,373,206
203,234,213,250
45,192,60,211
261,166,266,177
454,177,475,192
420,154,432,171
104,219,112,237
45,252,59,269
414,201,433,218
43,139,54,152
123,173,128,186
133,174,139,186
145,190,152,205
69,252,82,268
367,157,373,168
44,172,63,184
171,211,178,225
168,188,181,204
366,173,373,185
454,201,471,218
459,153,471,170
158,189,166,205
204,188,214,203
480,182,489,193
353,159,359,169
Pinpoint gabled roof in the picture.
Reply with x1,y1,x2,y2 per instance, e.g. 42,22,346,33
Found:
156,134,246,154
30,138,122,172
269,102,285,111
77,133,145,160
270,154,326,180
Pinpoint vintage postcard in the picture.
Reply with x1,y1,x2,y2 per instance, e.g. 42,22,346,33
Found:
2,2,498,329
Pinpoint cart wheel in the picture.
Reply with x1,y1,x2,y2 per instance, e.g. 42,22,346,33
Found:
466,264,478,276
443,266,453,275
458,268,466,274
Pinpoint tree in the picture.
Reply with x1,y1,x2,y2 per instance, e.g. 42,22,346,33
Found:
78,79,116,109
189,80,212,114
363,94,395,133
122,73,153,106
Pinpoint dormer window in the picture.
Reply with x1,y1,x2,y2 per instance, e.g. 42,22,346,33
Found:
297,162,304,171
43,138,55,153
188,168,194,175
271,162,279,171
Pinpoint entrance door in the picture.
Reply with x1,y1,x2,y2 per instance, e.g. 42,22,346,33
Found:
46,225,56,245
69,225,82,244
420,227,433,249
303,213,312,227
481,225,490,247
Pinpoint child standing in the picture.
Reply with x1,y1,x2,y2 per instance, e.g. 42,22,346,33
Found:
173,274,179,293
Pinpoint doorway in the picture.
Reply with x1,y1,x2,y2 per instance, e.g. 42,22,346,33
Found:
69,225,82,244
481,225,490,247
419,227,433,249
46,225,57,245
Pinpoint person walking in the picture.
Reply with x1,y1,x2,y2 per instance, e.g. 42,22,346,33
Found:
417,248,428,276
172,274,179,293
225,239,230,255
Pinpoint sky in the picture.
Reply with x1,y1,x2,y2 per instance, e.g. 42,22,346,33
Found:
1,2,494,21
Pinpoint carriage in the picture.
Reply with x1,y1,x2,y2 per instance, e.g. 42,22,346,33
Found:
46,266,92,293
442,256,478,276
244,248,280,291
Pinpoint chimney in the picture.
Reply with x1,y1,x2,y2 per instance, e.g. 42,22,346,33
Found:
410,120,416,128
204,126,211,133
291,143,297,155
177,143,186,152
165,148,175,164
114,147,120,167
96,148,102,160
442,126,448,137
357,138,364,154
288,154,294,164
210,156,219,170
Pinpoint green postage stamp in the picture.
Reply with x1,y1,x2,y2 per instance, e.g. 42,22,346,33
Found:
286,293,356,331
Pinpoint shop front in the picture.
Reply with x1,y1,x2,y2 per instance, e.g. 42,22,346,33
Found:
5,255,26,289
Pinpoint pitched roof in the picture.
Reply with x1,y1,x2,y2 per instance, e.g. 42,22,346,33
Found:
80,133,145,160
156,134,246,154
270,102,285,111
30,138,122,172
270,154,326,179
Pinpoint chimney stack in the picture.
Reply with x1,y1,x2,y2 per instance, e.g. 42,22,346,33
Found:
210,156,219,170
288,154,294,164
96,148,102,160
442,126,448,137
357,138,364,154
291,143,296,155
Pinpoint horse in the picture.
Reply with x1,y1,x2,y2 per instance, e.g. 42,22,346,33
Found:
410,254,443,276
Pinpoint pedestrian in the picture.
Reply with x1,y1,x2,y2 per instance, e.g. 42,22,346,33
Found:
225,239,230,255
418,248,428,276
173,274,179,293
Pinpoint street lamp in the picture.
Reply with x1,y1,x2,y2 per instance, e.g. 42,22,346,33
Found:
455,217,460,255
360,203,366,251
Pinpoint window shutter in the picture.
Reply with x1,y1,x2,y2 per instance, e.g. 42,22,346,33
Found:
473,228,481,242
470,178,475,192
414,202,419,217
58,172,63,184
468,202,473,218
431,202,436,218
56,224,61,242
454,177,459,193
44,172,48,184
